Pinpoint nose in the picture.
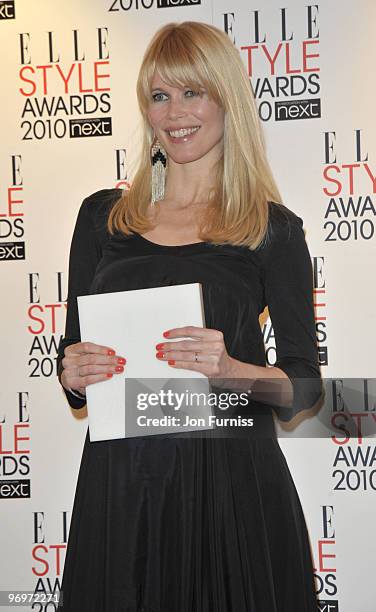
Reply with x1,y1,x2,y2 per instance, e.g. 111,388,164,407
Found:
166,96,187,121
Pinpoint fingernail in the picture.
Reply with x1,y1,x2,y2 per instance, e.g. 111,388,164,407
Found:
117,357,126,364
155,343,164,350
168,360,175,365
107,350,115,356
156,352,165,359
163,331,170,338
115,365,124,372
107,373,113,378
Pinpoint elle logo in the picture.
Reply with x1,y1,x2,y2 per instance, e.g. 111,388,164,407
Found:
0,1,15,19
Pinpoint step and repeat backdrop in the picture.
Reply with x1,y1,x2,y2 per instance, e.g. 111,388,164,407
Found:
1,1,375,610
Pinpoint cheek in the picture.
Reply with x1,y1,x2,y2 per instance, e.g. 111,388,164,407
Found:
206,111,225,136
192,100,210,120
195,101,224,127
148,106,165,128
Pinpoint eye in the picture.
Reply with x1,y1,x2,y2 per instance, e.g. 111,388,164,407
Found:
152,92,168,102
185,89,197,97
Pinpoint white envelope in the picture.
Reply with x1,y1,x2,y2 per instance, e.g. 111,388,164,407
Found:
77,283,214,441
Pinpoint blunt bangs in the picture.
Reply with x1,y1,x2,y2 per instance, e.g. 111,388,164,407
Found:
137,25,224,114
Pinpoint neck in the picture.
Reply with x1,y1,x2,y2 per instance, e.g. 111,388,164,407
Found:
163,151,220,208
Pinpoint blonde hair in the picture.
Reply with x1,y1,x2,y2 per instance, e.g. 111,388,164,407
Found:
108,21,282,249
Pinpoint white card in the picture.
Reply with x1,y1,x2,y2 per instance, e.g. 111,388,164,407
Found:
77,283,214,441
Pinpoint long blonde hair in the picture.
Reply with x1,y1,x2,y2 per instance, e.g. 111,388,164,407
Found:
108,21,282,249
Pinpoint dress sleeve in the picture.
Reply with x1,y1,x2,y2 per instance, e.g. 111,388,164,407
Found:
56,189,120,409
261,205,323,422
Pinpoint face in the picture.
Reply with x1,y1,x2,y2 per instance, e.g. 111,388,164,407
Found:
147,71,225,166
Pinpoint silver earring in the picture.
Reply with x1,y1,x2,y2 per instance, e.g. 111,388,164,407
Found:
150,136,167,206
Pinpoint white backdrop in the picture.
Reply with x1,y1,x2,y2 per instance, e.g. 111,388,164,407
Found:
1,1,375,610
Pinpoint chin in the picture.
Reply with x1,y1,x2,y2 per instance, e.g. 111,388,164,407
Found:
172,155,206,165
170,147,213,163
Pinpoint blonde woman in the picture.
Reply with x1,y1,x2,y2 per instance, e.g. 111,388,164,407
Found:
58,21,322,612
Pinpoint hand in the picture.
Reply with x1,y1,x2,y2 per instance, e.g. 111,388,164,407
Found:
61,342,126,395
155,326,235,381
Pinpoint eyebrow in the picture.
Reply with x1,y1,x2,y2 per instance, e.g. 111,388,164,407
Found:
150,86,202,93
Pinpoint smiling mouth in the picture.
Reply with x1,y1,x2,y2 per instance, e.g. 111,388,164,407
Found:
166,126,201,138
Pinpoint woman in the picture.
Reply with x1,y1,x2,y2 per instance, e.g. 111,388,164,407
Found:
57,21,322,611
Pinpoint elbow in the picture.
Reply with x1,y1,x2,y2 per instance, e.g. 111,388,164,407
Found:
274,358,323,422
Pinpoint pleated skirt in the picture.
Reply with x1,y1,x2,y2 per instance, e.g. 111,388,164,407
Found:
58,430,317,611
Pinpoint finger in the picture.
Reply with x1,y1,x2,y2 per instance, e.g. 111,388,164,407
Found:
75,363,125,378
61,353,125,373
70,372,117,389
164,327,224,342
64,342,118,357
157,350,216,363
156,340,221,353
163,326,208,340
76,353,126,368
166,360,207,373
61,361,124,390
166,360,217,378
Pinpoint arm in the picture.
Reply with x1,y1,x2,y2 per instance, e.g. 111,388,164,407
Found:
262,207,323,421
222,207,323,421
56,189,120,409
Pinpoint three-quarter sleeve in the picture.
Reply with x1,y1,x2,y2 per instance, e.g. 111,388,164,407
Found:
57,189,120,409
261,205,323,422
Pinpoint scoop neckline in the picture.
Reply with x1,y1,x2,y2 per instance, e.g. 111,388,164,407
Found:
133,232,210,249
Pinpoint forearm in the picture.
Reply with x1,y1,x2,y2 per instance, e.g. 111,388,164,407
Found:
218,356,294,409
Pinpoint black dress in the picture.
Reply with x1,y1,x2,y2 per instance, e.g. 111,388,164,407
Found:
57,189,322,612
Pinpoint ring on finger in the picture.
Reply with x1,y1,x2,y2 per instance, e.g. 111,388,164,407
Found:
194,351,199,363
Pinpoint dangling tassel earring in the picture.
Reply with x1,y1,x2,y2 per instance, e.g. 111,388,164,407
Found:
150,136,168,206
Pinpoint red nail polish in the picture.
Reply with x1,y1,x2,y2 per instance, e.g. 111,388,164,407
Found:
115,365,124,372
117,357,126,364
156,352,165,359
155,343,164,350
107,373,113,378
107,350,115,356
168,360,175,365
163,331,170,338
